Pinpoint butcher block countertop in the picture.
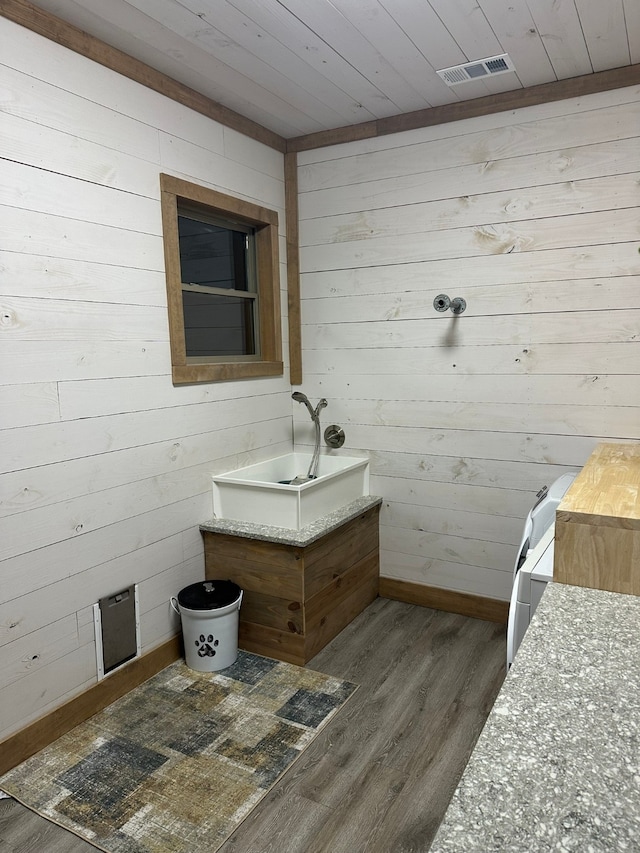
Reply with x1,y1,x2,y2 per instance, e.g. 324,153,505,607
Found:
554,442,640,595
557,442,640,527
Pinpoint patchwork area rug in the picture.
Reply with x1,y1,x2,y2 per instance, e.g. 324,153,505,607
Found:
0,652,357,852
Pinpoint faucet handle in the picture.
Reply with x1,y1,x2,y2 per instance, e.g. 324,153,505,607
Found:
324,425,345,448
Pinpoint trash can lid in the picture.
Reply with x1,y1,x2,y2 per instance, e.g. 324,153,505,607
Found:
178,580,241,610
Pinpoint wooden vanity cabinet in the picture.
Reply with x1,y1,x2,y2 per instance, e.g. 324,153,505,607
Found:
202,504,380,665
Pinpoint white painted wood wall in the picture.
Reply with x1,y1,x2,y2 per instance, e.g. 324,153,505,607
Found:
297,84,640,602
1,14,639,744
0,19,291,741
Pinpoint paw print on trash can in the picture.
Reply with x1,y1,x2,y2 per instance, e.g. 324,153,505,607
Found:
195,634,219,657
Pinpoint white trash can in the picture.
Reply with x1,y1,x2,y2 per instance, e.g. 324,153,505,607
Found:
171,580,243,672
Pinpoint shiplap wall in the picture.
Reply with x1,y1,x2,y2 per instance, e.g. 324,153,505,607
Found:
2,15,639,745
297,84,640,602
0,18,290,741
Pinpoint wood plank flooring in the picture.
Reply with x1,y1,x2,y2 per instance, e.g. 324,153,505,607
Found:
0,598,506,853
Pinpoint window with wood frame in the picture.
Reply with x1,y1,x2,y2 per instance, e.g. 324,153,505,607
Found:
160,174,282,384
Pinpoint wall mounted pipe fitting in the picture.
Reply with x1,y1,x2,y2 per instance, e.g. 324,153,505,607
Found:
433,294,467,315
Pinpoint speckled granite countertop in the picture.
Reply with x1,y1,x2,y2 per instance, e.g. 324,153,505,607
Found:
200,495,382,547
430,582,640,853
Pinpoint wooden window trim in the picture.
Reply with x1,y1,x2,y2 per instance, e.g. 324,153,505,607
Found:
160,173,282,384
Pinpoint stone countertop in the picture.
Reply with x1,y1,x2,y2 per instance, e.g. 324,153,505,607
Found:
430,582,640,853
200,495,382,547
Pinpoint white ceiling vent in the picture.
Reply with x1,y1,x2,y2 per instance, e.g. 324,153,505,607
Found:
437,54,515,86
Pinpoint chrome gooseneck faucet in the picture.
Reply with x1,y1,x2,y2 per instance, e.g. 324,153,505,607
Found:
292,392,327,481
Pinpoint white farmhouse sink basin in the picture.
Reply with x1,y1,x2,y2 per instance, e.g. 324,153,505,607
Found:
211,453,369,530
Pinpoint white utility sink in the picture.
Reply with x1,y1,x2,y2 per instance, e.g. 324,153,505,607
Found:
211,453,369,530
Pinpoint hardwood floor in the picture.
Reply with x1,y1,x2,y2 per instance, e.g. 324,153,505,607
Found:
0,598,506,853
220,597,506,853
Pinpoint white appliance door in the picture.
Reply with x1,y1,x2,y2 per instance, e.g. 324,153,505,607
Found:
506,527,555,668
513,514,533,578
506,573,529,668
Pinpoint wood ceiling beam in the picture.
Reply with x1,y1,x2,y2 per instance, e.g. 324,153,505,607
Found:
287,62,640,153
284,151,302,386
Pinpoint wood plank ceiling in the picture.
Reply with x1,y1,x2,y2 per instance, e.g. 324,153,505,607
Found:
16,0,640,138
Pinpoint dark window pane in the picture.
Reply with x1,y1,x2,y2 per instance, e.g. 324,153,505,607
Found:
178,215,250,291
182,290,256,357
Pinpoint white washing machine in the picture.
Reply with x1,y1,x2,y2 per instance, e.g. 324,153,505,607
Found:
506,471,579,667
